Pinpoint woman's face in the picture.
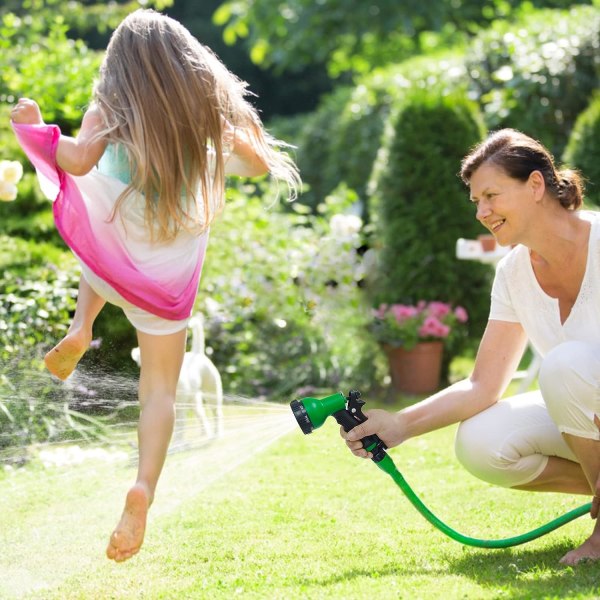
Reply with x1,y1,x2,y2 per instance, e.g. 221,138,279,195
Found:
469,162,536,246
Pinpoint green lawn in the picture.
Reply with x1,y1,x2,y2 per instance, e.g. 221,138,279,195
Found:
1,400,599,599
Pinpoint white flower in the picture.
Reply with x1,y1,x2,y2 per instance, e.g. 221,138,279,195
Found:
0,181,17,202
0,160,24,184
329,214,362,237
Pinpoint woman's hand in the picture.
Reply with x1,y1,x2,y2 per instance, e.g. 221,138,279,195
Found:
592,472,600,519
340,408,405,459
11,98,44,125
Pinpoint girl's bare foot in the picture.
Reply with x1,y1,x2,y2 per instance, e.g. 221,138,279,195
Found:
106,483,151,563
560,535,600,566
44,330,90,380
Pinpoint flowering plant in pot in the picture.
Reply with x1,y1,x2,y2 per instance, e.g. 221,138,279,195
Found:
369,301,469,394
370,301,468,350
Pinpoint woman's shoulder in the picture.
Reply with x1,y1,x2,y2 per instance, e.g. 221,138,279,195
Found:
576,210,600,246
578,209,600,227
494,244,529,281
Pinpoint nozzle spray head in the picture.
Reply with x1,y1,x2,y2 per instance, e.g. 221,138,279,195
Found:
290,392,347,434
290,390,388,462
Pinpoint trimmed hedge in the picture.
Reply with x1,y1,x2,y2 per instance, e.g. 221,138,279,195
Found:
294,49,467,213
563,93,600,208
368,87,492,358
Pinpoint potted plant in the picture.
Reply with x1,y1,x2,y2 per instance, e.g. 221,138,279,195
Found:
370,301,469,394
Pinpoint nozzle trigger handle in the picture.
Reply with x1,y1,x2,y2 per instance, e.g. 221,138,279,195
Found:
332,410,388,463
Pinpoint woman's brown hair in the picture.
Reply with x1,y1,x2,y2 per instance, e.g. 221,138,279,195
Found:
460,128,584,210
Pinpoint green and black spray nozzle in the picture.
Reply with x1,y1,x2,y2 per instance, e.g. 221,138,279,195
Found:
290,390,388,463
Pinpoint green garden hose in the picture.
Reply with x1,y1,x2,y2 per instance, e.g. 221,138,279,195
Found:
375,452,592,548
291,390,593,549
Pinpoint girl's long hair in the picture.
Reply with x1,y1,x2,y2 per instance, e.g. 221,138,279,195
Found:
93,9,300,241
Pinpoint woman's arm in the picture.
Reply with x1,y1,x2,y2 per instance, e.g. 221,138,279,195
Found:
343,319,528,457
11,98,106,176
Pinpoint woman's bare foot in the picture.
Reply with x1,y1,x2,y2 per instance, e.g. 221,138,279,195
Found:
560,535,600,566
106,483,151,563
44,330,90,380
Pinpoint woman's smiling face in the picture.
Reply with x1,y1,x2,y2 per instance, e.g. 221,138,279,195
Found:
469,162,536,246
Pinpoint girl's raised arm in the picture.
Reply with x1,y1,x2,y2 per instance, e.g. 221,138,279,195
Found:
222,120,269,178
56,106,107,176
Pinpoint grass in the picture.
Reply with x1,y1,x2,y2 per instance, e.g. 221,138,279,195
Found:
1,398,600,600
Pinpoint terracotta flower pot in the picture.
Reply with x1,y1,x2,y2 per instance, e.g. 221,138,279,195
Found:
383,341,444,395
478,234,496,252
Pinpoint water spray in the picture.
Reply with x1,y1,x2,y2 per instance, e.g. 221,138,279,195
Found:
290,390,592,549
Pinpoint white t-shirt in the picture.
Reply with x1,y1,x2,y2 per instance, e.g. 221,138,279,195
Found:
489,210,600,357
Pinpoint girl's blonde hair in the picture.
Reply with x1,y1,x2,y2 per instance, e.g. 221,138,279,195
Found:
93,9,300,241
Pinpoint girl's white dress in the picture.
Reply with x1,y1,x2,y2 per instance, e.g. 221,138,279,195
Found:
12,122,221,334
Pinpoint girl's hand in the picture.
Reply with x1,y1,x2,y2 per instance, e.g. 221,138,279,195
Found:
221,117,236,151
339,408,405,459
11,98,44,125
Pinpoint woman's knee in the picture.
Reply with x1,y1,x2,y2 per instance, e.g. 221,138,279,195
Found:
539,341,596,398
539,341,600,436
454,417,514,488
454,402,548,488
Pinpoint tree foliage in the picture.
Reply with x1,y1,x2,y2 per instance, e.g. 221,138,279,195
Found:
214,0,593,76
288,4,600,215
0,0,173,130
465,3,600,157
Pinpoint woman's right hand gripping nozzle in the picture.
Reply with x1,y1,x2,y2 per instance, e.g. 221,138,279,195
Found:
340,408,403,459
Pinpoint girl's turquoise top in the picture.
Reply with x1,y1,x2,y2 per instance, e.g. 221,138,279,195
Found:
97,144,131,185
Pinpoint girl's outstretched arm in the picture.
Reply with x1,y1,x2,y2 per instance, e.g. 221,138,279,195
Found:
223,120,269,177
11,98,107,176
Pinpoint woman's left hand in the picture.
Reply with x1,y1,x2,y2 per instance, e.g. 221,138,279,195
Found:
592,473,600,519
11,98,44,125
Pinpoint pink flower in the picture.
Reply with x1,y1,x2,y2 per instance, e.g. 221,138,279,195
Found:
371,299,466,348
454,306,468,323
391,304,419,322
427,301,451,318
419,316,450,338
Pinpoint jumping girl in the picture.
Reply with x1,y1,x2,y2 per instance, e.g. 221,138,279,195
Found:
11,9,299,563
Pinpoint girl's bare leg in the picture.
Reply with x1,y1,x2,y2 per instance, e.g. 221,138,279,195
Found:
106,327,186,563
44,276,106,380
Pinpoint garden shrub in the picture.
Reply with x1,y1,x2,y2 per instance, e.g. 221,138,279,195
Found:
196,182,382,399
293,49,467,215
325,50,467,221
563,92,600,208
465,4,600,158
0,11,102,133
368,86,492,366
291,85,354,210
0,235,107,455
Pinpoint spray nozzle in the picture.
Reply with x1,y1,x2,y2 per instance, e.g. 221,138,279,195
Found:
290,390,388,462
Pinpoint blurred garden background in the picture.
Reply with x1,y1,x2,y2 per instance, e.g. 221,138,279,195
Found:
2,0,600,454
